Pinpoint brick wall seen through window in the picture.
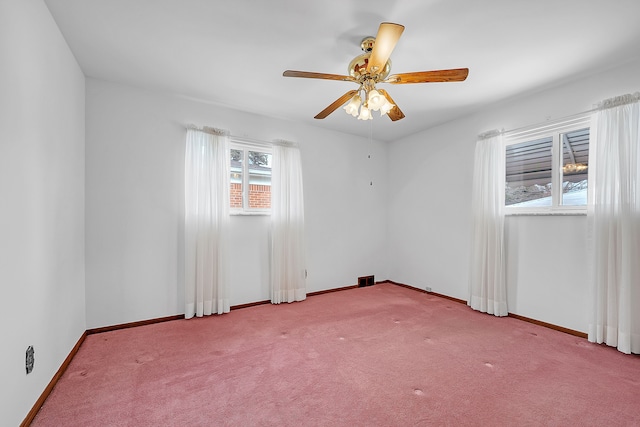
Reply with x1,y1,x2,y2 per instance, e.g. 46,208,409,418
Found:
230,145,271,213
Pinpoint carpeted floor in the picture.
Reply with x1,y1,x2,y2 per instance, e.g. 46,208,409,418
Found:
32,283,640,426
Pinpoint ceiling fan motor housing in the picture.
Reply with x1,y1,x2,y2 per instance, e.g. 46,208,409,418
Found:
348,37,391,81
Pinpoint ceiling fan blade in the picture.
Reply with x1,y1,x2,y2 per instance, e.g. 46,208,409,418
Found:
314,90,359,119
377,89,405,121
366,22,404,75
384,68,469,84
283,70,356,82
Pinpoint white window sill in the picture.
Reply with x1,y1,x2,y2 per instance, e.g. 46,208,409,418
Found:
230,211,271,216
505,210,586,216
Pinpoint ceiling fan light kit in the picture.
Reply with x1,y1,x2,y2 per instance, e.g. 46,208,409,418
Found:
346,80,395,120
283,22,469,122
366,89,385,110
344,94,362,117
358,106,372,121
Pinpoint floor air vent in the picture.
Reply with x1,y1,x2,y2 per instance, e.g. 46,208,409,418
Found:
358,275,375,287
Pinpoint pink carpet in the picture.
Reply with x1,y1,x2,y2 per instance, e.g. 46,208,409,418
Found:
33,283,640,426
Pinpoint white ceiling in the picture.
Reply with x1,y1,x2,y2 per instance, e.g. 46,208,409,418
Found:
44,0,640,142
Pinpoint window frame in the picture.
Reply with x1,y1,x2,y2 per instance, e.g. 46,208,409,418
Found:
504,115,591,216
229,137,272,216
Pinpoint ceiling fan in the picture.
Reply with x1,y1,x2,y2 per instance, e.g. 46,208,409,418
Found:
283,22,468,121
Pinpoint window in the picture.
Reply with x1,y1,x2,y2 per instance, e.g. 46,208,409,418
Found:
230,140,272,214
504,117,590,214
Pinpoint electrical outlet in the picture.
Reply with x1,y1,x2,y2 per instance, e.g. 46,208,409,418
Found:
425,286,432,292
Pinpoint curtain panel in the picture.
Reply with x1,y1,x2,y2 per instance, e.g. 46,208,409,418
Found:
588,93,640,354
270,143,306,304
184,127,230,318
468,132,508,316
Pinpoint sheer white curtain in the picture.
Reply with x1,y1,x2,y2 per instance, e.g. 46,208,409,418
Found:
588,93,640,354
468,131,508,316
184,127,230,318
271,142,306,304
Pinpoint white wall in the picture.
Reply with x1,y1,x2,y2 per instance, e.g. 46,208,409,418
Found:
0,1,86,425
388,58,640,333
85,78,388,329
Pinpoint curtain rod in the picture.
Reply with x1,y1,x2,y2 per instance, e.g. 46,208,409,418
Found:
186,124,228,136
186,125,298,147
500,107,596,138
498,91,639,138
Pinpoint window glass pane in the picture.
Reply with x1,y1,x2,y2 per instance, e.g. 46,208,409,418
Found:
248,151,271,209
230,149,243,209
505,137,553,206
561,128,589,206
